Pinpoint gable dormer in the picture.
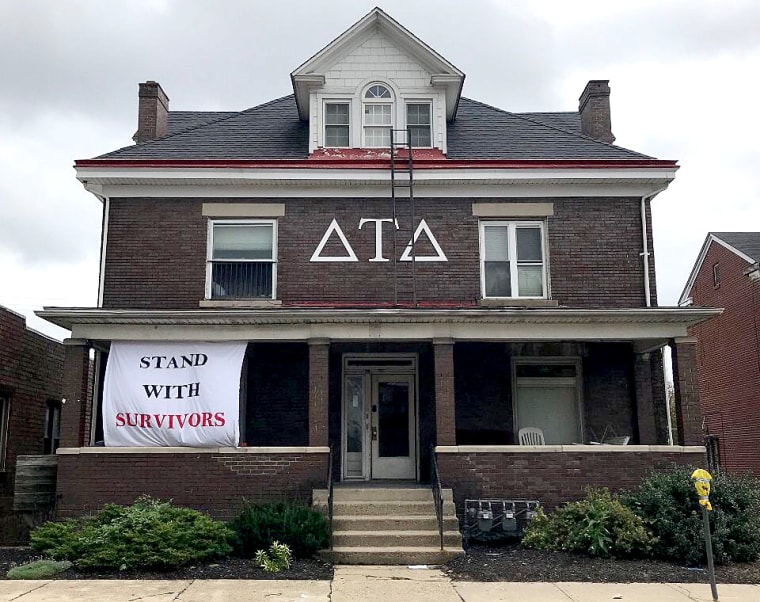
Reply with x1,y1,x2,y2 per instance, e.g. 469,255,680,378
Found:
291,8,464,154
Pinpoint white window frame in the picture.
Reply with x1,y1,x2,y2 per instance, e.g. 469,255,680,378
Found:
511,357,584,444
323,100,352,149
404,101,433,148
479,220,548,299
362,83,394,148
0,393,10,470
205,219,278,300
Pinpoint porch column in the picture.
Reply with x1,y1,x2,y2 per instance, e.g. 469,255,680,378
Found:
634,351,669,444
671,337,704,446
308,339,329,447
60,339,93,448
433,338,456,446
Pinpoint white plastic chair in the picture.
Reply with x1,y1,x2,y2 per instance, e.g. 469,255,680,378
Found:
518,427,545,446
604,435,630,445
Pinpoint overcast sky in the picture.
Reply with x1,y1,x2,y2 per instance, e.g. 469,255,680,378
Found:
1,0,758,340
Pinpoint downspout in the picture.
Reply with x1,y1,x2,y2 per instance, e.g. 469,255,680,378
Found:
640,185,672,443
640,185,669,306
81,181,109,308
97,196,110,308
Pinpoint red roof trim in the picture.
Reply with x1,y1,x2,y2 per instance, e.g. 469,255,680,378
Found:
75,158,678,169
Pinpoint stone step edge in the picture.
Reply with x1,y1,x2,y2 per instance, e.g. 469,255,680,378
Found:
329,546,464,553
332,530,462,536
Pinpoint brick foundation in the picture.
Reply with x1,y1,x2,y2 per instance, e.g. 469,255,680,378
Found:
55,448,329,521
436,447,706,513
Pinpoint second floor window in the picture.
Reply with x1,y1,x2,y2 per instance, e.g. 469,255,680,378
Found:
481,221,546,298
207,220,277,300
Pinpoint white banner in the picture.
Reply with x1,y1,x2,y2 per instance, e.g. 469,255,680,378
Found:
103,341,247,447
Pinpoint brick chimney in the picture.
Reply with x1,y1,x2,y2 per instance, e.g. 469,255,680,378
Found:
133,81,169,143
579,80,615,144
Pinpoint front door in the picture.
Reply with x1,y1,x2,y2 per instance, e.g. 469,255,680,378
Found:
342,356,417,480
370,374,416,479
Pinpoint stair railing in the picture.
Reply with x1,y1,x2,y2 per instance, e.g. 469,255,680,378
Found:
430,446,444,550
327,445,334,550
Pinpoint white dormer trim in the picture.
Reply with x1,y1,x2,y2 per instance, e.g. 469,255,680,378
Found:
291,7,464,121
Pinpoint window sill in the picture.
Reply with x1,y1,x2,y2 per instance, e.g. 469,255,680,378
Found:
479,298,559,308
200,299,282,308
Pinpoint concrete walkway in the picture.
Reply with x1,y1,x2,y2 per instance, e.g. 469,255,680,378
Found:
0,566,758,601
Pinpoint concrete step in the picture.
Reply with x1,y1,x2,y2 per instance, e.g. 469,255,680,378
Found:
314,487,454,504
332,500,455,516
332,487,453,502
332,529,462,548
332,514,460,531
323,546,464,565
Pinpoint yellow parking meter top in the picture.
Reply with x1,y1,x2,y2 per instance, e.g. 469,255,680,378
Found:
691,468,713,511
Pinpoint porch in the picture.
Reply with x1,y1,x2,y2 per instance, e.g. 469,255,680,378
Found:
39,306,716,518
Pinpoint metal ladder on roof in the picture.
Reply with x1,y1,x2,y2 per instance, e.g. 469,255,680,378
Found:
390,128,417,306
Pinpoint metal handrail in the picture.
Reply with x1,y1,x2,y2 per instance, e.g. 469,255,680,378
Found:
430,447,444,550
327,445,334,550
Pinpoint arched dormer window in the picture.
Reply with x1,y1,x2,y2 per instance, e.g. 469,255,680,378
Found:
363,83,393,148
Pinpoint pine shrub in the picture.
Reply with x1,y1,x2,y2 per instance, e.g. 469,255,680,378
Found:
30,496,233,571
624,466,760,564
230,501,328,559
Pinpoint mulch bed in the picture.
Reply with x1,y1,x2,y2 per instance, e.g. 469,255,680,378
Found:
443,542,760,584
0,547,332,580
4,544,760,583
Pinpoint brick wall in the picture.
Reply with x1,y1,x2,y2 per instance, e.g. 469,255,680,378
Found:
56,451,329,521
102,196,654,310
0,307,63,542
689,242,760,473
437,449,706,512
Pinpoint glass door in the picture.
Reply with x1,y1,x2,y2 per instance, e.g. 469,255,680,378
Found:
371,374,416,479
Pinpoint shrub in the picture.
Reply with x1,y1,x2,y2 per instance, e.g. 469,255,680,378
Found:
6,560,72,580
255,541,292,573
624,466,760,564
30,496,233,571
522,489,656,558
230,501,328,559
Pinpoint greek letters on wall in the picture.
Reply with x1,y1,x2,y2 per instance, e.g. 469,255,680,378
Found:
310,218,448,262
103,341,247,447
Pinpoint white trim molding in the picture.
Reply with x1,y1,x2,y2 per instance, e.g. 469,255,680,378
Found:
37,306,722,344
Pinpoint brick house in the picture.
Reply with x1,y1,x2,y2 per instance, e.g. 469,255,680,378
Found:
0,305,63,542
40,8,717,538
680,232,760,475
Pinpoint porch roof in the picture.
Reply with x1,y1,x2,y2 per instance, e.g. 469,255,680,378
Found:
38,306,720,349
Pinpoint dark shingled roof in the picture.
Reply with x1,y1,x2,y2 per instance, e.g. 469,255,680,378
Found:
97,94,653,161
713,233,760,263
167,111,237,135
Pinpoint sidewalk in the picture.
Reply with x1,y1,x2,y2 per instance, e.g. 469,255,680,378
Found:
1,566,757,601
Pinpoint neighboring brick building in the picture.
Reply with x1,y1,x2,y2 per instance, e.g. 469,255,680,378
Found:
40,8,717,522
680,232,760,475
0,306,63,542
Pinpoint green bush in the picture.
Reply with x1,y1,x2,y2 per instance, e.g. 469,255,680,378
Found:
230,501,328,559
30,496,233,571
6,560,72,580
522,489,656,558
624,466,760,564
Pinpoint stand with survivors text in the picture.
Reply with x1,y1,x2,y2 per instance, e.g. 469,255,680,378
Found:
102,342,247,447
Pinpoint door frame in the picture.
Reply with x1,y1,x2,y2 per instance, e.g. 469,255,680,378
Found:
341,353,419,481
